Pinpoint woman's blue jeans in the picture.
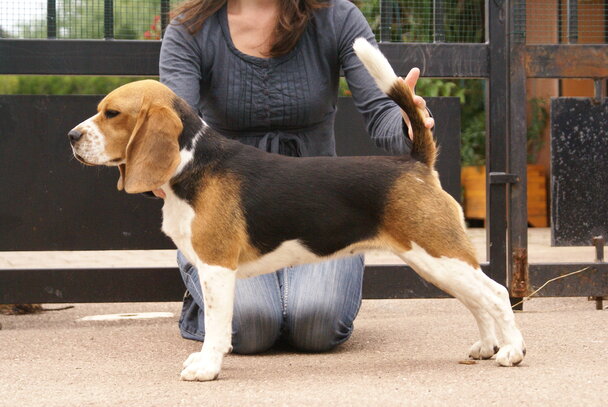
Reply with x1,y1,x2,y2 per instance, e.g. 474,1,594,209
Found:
177,251,364,354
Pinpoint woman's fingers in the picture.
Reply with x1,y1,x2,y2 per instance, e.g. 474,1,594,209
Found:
401,67,434,133
403,67,420,90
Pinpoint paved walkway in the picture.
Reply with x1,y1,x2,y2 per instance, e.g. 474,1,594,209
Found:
1,298,606,406
1,228,606,406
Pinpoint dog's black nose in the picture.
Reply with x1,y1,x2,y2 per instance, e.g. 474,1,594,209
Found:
68,129,83,143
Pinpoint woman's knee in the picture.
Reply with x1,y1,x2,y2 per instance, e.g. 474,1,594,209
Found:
231,307,282,354
231,273,283,354
282,257,364,352
285,303,354,353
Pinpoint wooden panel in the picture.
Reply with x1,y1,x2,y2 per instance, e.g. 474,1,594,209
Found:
525,45,608,78
0,40,488,78
378,43,489,78
0,39,160,76
0,265,451,303
461,165,548,227
0,95,173,251
3,262,607,303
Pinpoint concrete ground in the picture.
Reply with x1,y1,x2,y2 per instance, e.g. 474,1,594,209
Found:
1,228,607,406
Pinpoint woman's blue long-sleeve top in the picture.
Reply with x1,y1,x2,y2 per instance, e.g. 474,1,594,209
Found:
159,0,411,158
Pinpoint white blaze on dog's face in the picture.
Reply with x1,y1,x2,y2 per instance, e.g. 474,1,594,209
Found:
68,80,183,194
69,84,147,166
68,113,114,166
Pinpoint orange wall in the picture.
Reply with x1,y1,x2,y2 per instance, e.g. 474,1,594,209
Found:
561,0,606,97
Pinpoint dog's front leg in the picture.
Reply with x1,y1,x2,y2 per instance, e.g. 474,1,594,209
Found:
180,262,236,381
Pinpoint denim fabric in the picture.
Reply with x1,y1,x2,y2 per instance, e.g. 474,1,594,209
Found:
177,251,364,354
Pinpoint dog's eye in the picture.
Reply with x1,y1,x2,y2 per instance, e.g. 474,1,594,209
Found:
105,110,120,119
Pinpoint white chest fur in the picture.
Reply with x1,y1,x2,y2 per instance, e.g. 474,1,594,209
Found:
161,188,197,265
236,240,321,278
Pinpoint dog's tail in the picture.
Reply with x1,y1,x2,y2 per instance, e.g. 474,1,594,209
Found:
352,37,436,169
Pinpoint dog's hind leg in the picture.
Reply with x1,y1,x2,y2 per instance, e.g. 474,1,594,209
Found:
468,309,500,360
397,244,525,366
180,262,236,381
475,270,527,366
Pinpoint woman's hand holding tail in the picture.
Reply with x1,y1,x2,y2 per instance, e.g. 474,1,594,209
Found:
400,68,435,140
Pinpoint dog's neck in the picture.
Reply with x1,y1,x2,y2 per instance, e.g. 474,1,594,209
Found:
167,98,241,202
172,97,210,151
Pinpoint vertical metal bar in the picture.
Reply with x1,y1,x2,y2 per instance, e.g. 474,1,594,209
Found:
380,0,391,42
605,0,608,45
104,0,114,40
486,0,509,288
592,236,605,309
594,79,606,101
567,0,578,44
508,0,529,306
161,0,171,36
47,0,57,39
507,42,529,297
593,236,605,262
433,0,445,42
558,0,563,43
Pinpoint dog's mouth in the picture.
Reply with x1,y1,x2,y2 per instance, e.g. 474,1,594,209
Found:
73,151,123,167
73,153,95,166
108,157,124,165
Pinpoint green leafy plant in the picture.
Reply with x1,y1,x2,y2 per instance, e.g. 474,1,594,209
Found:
526,97,548,164
0,75,150,95
460,97,548,167
460,111,486,166
355,0,484,43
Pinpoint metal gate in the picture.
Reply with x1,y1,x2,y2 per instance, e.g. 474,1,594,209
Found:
1,0,607,305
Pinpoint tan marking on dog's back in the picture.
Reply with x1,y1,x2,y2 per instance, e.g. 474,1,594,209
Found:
190,174,260,270
381,165,479,268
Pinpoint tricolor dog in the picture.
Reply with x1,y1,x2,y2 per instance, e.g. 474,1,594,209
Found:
68,38,525,381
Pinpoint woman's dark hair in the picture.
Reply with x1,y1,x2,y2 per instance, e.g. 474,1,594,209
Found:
171,0,328,57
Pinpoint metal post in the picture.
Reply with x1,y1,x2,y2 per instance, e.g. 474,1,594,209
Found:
47,0,57,39
508,0,530,306
104,0,114,40
594,79,607,102
567,0,578,44
485,0,510,291
591,236,605,310
161,0,170,36
379,0,391,42
594,236,605,262
433,0,445,43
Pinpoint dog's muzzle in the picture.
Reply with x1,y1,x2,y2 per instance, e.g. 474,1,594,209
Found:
68,129,83,145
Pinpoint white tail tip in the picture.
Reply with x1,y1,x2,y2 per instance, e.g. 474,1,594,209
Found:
352,37,398,94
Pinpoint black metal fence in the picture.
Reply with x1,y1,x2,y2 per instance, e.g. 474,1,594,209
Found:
2,0,484,42
1,0,607,305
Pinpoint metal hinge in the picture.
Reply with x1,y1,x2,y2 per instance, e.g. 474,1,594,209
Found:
489,172,520,184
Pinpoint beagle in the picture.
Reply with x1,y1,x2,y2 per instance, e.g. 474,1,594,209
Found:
68,38,525,381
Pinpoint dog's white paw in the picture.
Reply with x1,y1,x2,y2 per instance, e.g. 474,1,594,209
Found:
180,352,222,381
180,363,221,381
468,341,500,360
182,351,204,369
495,344,526,367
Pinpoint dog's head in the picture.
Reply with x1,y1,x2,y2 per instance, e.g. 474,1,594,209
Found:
68,80,183,193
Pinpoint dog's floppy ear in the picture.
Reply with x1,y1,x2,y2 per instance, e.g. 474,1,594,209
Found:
117,164,126,191
120,100,183,193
